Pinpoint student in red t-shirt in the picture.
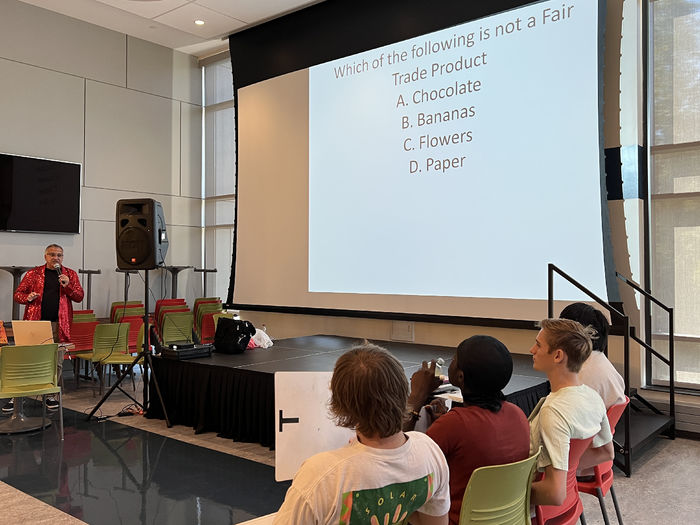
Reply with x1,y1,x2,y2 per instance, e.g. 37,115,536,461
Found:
406,336,530,525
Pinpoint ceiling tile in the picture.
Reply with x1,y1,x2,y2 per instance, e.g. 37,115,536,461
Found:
154,3,245,39
95,0,191,19
196,0,318,24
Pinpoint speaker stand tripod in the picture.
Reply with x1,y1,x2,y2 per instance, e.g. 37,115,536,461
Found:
87,270,171,426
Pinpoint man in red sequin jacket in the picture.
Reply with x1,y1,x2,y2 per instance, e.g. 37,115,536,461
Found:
13,244,84,343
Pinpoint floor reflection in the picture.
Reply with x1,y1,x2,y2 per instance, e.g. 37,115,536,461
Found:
0,401,289,524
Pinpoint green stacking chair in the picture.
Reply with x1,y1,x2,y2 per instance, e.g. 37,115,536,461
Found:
110,301,143,322
459,446,541,525
160,311,194,346
90,323,131,395
195,302,222,339
72,312,97,323
0,344,63,440
193,297,220,310
114,307,145,323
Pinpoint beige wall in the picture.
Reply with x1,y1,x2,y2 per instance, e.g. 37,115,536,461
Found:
0,0,203,319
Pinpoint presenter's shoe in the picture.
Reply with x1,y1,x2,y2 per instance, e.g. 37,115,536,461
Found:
1,401,13,414
45,397,59,411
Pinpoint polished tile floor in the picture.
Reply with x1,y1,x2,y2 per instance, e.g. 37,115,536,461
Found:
0,398,289,525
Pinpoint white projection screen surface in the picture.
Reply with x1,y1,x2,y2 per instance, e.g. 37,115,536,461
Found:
233,0,613,322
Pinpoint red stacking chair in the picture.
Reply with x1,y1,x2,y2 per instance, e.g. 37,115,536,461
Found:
120,315,145,352
110,303,144,323
154,299,186,325
577,397,630,525
199,311,218,344
73,309,94,315
68,320,100,389
534,437,594,525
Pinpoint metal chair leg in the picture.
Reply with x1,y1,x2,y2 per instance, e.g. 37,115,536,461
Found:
595,487,611,525
41,394,46,429
610,485,623,525
58,390,64,441
580,511,587,525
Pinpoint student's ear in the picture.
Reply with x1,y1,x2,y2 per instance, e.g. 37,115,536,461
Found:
553,348,565,365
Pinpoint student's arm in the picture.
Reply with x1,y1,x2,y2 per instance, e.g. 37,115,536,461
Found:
531,465,567,506
403,360,441,431
578,440,614,471
408,511,448,525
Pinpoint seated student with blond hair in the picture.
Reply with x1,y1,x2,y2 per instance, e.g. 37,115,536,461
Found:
274,343,450,525
528,318,614,506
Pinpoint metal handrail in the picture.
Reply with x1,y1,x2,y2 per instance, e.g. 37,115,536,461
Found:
615,271,675,439
548,264,632,475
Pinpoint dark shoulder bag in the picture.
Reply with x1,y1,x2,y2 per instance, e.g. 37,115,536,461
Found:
214,317,256,354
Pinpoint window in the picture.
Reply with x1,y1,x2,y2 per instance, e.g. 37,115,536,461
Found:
650,0,700,388
203,58,235,300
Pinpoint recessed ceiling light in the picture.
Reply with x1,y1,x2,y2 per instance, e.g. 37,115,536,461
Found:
194,19,205,26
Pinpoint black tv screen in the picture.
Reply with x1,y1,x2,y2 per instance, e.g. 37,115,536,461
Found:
0,153,81,234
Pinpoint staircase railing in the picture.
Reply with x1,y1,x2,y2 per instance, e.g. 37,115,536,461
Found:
547,263,632,475
615,272,675,440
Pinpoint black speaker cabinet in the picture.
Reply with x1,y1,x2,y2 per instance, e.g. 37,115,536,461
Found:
116,199,169,270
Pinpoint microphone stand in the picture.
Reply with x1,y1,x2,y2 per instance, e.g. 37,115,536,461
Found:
86,269,170,426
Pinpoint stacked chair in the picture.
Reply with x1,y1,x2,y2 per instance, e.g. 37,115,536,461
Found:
193,297,223,344
110,301,144,323
72,310,97,323
70,301,146,392
69,319,100,388
154,298,194,347
75,323,134,395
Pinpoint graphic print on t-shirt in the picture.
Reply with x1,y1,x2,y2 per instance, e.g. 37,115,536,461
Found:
339,474,434,525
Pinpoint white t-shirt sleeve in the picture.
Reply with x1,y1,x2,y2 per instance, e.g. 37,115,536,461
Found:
413,433,451,517
537,405,571,472
273,485,318,525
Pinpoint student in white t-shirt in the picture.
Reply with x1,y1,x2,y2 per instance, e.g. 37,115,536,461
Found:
274,343,450,525
528,318,614,506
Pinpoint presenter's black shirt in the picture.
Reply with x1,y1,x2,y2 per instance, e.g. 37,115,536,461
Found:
41,267,59,322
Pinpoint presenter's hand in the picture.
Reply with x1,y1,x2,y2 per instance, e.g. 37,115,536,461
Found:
59,274,69,287
27,292,40,302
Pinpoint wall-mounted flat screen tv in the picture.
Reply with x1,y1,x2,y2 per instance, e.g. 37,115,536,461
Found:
0,153,81,234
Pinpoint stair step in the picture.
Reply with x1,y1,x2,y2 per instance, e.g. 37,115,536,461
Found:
615,410,674,454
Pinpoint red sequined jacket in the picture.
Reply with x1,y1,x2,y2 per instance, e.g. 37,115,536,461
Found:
13,265,84,342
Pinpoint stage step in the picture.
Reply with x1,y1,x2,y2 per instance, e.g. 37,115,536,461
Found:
613,390,675,476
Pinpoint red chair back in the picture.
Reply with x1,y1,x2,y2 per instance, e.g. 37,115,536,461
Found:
120,316,144,352
577,396,630,498
155,298,186,318
199,311,218,343
111,303,144,323
69,321,100,352
534,437,593,525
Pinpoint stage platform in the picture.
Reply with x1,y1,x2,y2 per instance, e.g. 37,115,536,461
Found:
146,335,549,448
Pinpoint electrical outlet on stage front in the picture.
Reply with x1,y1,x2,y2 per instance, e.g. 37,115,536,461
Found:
391,321,414,342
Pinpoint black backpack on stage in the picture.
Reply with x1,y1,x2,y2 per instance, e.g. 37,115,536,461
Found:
214,317,256,354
